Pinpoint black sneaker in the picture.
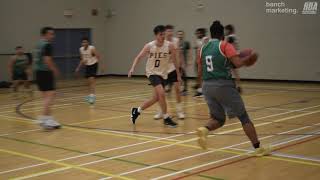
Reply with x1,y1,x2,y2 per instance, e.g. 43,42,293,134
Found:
164,117,178,128
193,92,203,98
131,108,140,124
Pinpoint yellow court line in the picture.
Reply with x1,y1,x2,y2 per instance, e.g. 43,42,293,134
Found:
0,149,134,180
1,110,320,168
0,114,179,143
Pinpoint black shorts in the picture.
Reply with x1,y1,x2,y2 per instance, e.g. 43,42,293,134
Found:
13,72,27,81
85,63,98,78
35,71,55,91
166,70,178,84
148,75,166,87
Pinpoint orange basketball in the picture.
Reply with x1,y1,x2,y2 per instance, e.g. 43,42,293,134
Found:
239,48,258,67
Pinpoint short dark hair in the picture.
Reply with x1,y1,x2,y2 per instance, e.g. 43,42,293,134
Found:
210,21,224,39
15,46,22,50
153,25,166,35
225,24,235,33
81,37,89,42
196,28,207,36
41,26,54,35
165,24,174,30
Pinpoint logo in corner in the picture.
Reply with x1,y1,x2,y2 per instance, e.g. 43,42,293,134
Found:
302,1,318,14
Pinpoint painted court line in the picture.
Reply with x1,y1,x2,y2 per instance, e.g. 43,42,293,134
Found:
2,104,317,176
151,132,320,180
0,149,133,180
0,132,189,175
12,109,320,179
99,122,320,180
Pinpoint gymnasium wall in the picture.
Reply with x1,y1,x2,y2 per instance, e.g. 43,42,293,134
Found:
104,0,320,81
0,0,319,81
0,0,106,81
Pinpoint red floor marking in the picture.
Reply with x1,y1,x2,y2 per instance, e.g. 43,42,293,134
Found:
172,135,320,180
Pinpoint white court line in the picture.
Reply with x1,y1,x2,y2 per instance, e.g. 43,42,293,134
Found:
246,106,314,113
100,122,320,180
0,132,187,175
0,82,144,109
150,128,320,180
11,108,320,179
1,100,320,145
244,84,320,91
228,129,320,163
1,92,152,112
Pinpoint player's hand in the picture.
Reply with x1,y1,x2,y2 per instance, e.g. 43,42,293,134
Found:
101,65,107,73
128,68,134,78
245,52,258,67
75,67,80,73
53,69,60,77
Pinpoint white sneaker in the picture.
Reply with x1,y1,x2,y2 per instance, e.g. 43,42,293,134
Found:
46,119,61,128
39,118,61,130
153,112,163,120
177,112,185,119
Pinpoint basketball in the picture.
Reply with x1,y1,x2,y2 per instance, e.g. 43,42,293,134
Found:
239,48,258,67
239,48,253,58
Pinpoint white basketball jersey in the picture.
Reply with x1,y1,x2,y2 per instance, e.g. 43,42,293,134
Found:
167,37,179,73
80,45,98,65
146,40,171,79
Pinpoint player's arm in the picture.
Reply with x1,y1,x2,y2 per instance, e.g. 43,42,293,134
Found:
169,43,181,82
224,42,257,68
43,44,59,76
187,42,192,66
91,47,106,73
91,47,100,61
8,56,16,80
75,51,84,72
197,47,203,83
128,44,150,77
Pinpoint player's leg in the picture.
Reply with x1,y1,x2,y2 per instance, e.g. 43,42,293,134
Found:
132,75,162,124
155,84,177,127
216,82,271,156
174,80,184,119
85,63,98,104
196,81,226,149
36,71,61,130
25,67,33,90
181,68,188,95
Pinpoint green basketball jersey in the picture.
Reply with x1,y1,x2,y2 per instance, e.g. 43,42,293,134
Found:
34,40,51,71
13,55,28,74
201,39,233,80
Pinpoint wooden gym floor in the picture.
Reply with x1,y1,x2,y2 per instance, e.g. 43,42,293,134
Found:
0,77,319,180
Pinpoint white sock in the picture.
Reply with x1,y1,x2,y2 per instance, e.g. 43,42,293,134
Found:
89,94,95,97
157,106,163,115
197,88,202,93
39,115,51,122
138,107,142,113
163,114,169,119
176,103,183,112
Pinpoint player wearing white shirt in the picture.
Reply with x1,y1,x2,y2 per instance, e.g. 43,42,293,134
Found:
154,25,185,120
128,25,181,128
75,37,100,104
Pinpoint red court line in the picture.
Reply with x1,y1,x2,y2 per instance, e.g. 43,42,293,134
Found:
172,135,320,180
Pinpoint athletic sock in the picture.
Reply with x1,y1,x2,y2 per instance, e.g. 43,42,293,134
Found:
137,107,142,113
163,113,169,119
176,103,183,112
